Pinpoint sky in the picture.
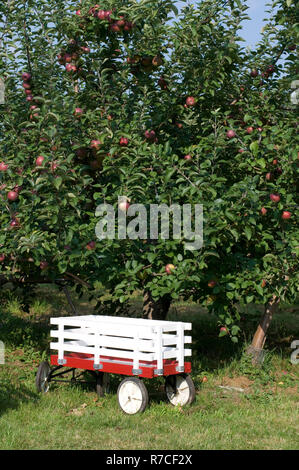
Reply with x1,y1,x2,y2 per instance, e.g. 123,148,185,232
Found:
238,0,271,47
177,0,271,48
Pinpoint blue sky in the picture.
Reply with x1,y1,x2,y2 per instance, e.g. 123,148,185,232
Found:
177,0,271,48
238,0,270,47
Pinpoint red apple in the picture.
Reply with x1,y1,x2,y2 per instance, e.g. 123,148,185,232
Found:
74,107,83,117
185,96,196,107
260,207,267,216
22,82,31,89
90,139,102,150
22,72,31,81
0,162,8,171
261,279,267,288
246,126,254,134
184,154,192,160
40,261,49,270
282,211,291,220
270,193,280,203
250,69,258,77
266,172,272,181
208,280,217,288
226,129,236,139
36,156,45,166
144,130,156,141
10,218,20,228
0,254,5,262
272,159,278,165
119,137,129,146
7,191,19,201
165,264,175,274
75,10,81,16
86,241,96,250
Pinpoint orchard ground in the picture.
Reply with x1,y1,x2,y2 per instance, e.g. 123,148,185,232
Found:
0,285,298,450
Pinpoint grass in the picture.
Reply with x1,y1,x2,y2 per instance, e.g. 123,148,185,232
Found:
0,284,298,450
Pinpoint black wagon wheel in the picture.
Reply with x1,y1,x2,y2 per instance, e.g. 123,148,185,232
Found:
117,377,149,415
96,372,110,397
35,361,51,393
165,373,196,407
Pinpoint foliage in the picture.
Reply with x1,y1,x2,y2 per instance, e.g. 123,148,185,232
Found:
0,0,298,340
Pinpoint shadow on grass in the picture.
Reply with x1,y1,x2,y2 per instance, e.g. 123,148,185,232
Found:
0,380,38,417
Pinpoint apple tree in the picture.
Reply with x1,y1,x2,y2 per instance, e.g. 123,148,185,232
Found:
0,0,298,357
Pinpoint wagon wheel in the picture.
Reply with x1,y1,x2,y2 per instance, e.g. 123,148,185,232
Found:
35,361,51,394
117,377,149,415
165,373,196,407
96,372,110,397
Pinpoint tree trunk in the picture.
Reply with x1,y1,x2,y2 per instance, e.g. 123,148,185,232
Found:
143,290,171,320
247,295,280,364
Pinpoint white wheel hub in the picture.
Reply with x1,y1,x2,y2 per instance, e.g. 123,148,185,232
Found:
166,375,192,406
118,380,144,414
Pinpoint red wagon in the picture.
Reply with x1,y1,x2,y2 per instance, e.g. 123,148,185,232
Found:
36,315,195,414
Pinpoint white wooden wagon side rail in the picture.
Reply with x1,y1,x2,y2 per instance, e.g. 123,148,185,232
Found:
50,315,192,376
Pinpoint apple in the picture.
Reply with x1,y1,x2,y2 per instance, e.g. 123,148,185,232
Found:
81,46,90,53
116,16,125,27
119,137,129,146
165,264,175,274
270,193,280,203
22,72,31,81
66,64,77,73
22,82,31,89
226,129,236,139
266,65,275,75
261,279,267,288
90,159,102,170
118,200,130,212
238,148,245,154
109,23,121,33
184,154,192,160
144,130,156,141
208,280,217,288
0,254,5,262
36,156,45,166
272,159,278,165
250,69,258,77
246,126,254,134
40,261,49,270
86,241,96,250
10,218,20,228
0,162,8,171
123,21,133,31
90,139,102,150
7,191,19,201
220,326,228,334
158,76,168,90
260,207,267,216
152,55,163,67
185,96,196,107
266,172,272,181
26,95,33,101
75,10,81,15
282,211,291,220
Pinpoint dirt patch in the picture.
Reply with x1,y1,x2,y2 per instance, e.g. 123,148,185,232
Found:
221,376,254,390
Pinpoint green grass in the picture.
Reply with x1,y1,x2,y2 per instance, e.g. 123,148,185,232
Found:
0,285,298,450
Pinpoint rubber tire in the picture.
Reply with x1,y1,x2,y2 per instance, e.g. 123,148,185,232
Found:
35,361,51,393
117,377,149,415
165,373,196,406
96,372,110,397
